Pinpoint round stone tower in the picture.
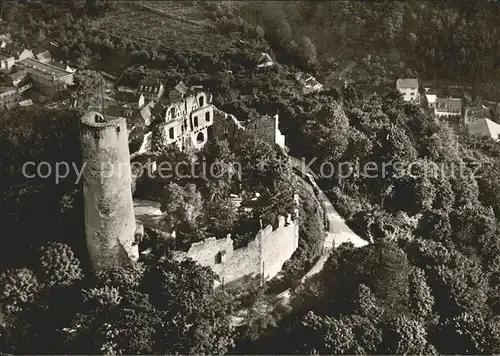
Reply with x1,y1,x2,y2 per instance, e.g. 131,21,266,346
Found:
80,111,138,270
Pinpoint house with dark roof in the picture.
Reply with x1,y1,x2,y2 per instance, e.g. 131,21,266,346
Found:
295,72,323,94
464,104,492,125
467,118,500,141
114,91,145,109
2,44,34,62
137,77,164,100
49,61,75,73
434,97,462,118
14,57,73,97
396,78,419,103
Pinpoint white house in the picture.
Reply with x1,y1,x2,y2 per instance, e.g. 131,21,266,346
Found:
396,78,419,102
296,72,323,94
257,53,275,68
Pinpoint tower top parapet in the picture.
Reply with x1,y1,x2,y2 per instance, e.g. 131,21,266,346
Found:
81,110,126,129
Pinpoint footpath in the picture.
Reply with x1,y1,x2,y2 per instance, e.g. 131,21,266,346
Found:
274,157,368,303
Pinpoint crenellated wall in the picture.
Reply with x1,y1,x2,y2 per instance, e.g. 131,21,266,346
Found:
173,212,299,287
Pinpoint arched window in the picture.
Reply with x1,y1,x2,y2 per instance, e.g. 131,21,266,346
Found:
205,112,210,122
199,96,204,107
196,132,204,144
170,107,175,118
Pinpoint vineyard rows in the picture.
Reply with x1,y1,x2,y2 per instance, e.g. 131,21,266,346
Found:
99,7,229,55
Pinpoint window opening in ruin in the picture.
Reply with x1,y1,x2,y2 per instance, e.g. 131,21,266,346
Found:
205,112,210,122
199,96,204,107
194,116,199,128
215,250,226,264
196,131,204,144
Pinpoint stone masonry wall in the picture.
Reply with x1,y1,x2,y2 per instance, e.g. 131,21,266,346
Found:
80,111,138,271
173,214,299,287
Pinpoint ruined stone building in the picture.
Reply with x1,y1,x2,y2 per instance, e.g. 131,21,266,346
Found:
157,82,214,152
80,111,139,270
213,109,286,150
173,194,300,288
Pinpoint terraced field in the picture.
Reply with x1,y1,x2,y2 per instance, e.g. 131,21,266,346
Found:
97,3,230,56
139,0,215,25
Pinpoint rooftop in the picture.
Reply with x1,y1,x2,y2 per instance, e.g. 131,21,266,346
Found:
0,86,16,94
35,51,52,63
467,105,491,120
10,70,28,81
17,57,72,79
396,78,419,89
114,91,142,103
436,97,462,111
138,77,163,93
174,81,189,95
0,52,13,61
467,118,500,140
426,94,437,105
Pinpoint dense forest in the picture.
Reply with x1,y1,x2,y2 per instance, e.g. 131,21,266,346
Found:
2,0,500,354
3,83,500,355
213,1,500,96
230,86,500,354
4,1,500,96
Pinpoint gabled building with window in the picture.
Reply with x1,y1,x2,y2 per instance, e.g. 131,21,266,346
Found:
14,57,73,98
137,77,164,100
295,72,323,94
434,97,462,118
467,118,500,141
158,83,214,152
464,104,491,125
396,78,419,103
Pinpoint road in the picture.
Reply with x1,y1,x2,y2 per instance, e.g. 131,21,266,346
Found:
290,156,369,249
273,157,368,305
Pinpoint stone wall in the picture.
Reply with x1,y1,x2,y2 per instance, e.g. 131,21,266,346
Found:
173,213,299,287
212,110,285,150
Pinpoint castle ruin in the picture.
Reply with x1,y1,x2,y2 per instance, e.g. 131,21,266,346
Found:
80,111,138,270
